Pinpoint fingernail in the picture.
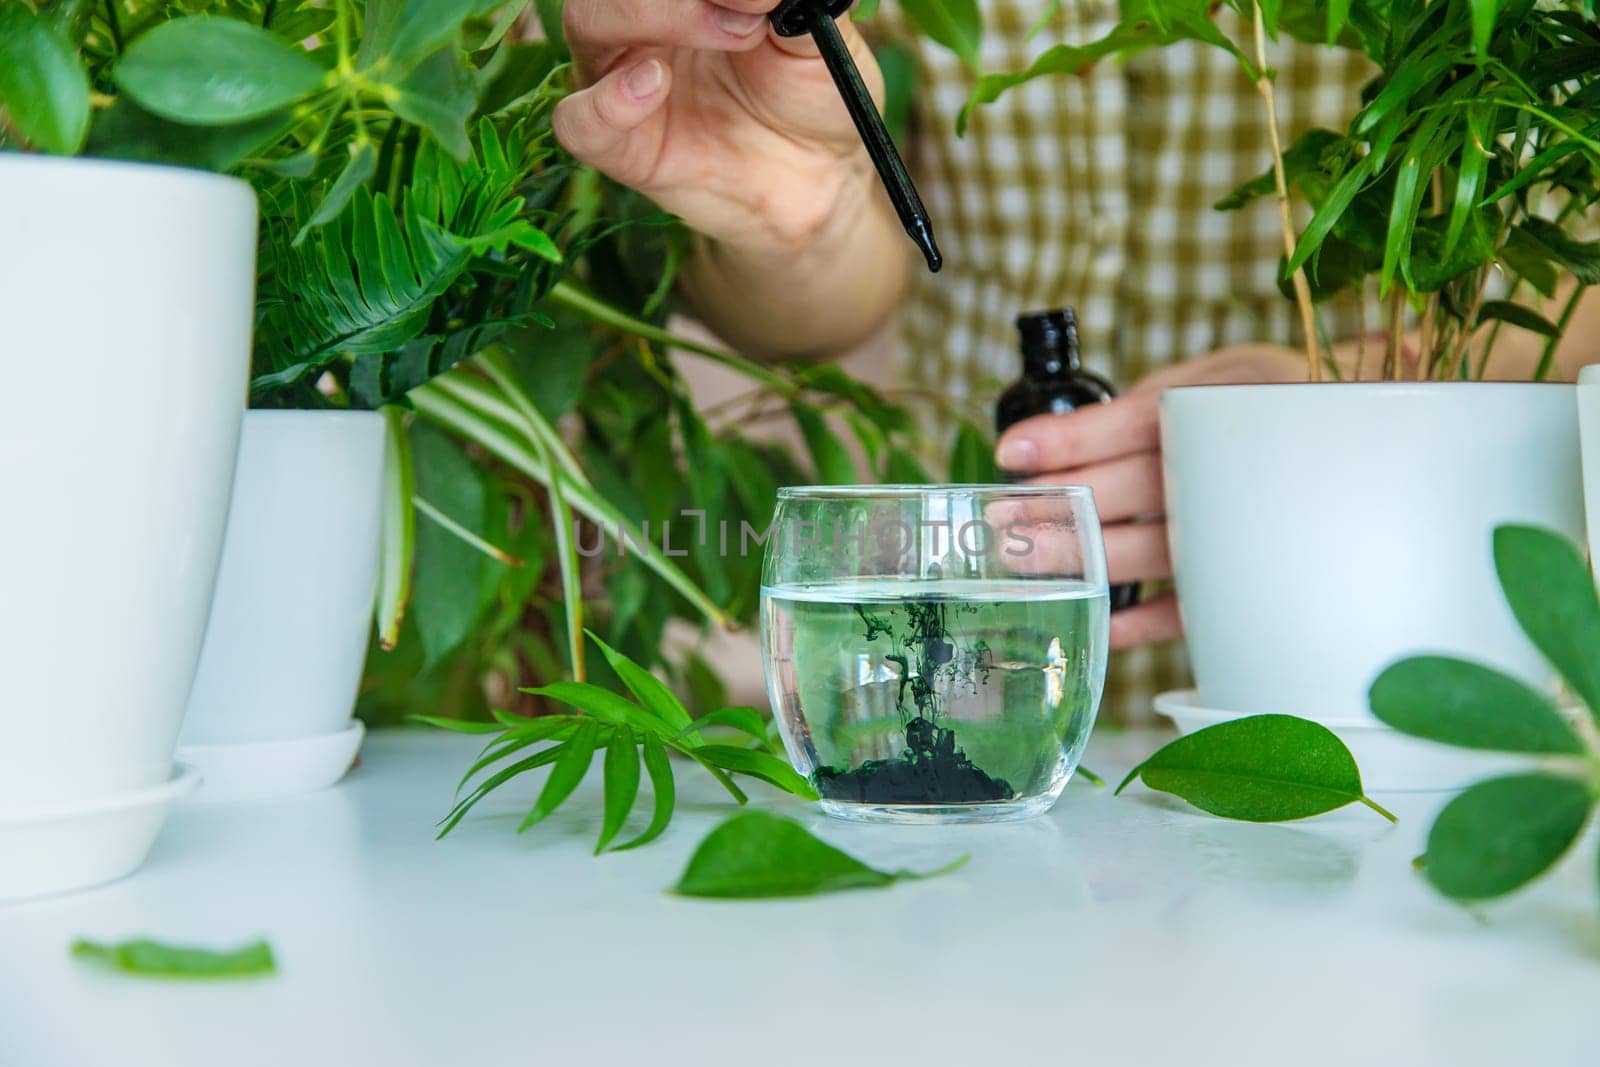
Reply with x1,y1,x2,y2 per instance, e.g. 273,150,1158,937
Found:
996,437,1038,472
713,6,768,36
624,59,665,99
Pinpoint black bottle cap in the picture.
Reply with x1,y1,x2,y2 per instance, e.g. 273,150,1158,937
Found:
770,0,855,37
1017,308,1081,373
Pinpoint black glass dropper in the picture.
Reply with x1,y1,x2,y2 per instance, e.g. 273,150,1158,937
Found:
769,0,943,273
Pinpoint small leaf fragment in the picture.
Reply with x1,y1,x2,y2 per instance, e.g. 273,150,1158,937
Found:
71,939,276,979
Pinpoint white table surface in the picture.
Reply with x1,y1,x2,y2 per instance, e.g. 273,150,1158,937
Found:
3,728,1598,1067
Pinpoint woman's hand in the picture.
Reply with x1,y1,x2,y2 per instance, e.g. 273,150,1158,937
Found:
555,0,881,255
995,344,1307,650
553,1,907,357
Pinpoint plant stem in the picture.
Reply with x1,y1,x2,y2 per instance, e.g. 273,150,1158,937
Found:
1534,284,1587,382
548,282,793,394
1445,271,1488,381
413,495,525,567
1385,288,1406,381
1251,2,1321,380
1359,795,1399,823
102,0,123,52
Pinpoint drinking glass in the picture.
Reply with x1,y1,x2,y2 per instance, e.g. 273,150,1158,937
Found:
760,485,1110,823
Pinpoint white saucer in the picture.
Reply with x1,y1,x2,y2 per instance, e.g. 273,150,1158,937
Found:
1152,690,1531,793
178,720,365,804
0,763,200,903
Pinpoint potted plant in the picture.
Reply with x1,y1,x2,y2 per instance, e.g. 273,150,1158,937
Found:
0,2,256,896
968,0,1595,787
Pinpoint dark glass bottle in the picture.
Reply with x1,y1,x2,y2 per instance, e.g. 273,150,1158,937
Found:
996,309,1141,613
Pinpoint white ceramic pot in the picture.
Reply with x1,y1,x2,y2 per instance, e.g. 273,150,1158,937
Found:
0,156,255,897
179,410,386,801
1578,366,1600,567
1162,383,1584,729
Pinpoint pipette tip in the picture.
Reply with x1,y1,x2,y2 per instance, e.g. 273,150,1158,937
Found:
910,218,943,273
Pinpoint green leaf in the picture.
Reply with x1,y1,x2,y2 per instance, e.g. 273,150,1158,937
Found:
410,714,504,734
1115,714,1395,823
900,0,983,70
615,732,675,851
792,403,857,485
252,188,471,397
519,719,603,831
692,746,821,801
1498,228,1561,298
375,409,416,651
359,0,479,77
1511,218,1600,286
391,47,476,160
525,680,676,739
409,423,491,668
948,420,999,483
1475,300,1561,338
115,17,325,125
85,98,292,170
1423,773,1592,900
438,744,567,837
961,20,1158,135
673,812,968,899
0,5,90,154
302,140,378,235
1493,525,1600,726
676,707,771,748
1469,0,1500,61
1288,152,1378,275
586,630,694,731
70,939,276,979
596,725,641,853
1370,656,1582,754
885,445,933,484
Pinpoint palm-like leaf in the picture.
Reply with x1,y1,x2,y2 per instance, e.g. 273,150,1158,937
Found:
253,186,470,398
252,117,567,404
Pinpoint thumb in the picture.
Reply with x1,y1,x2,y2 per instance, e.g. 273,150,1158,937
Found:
551,58,672,187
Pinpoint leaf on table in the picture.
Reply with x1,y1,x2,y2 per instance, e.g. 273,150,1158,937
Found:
1370,656,1582,754
1115,714,1396,823
596,725,641,853
1493,526,1600,726
692,746,821,801
674,707,772,749
672,812,968,899
526,680,676,739
114,17,325,125
584,630,694,730
519,719,603,832
71,939,276,979
1422,773,1593,900
616,732,676,851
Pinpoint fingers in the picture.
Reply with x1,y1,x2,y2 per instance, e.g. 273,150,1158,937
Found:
1109,593,1182,649
565,0,776,69
995,391,1161,476
1104,522,1171,583
551,59,671,187
1026,451,1163,524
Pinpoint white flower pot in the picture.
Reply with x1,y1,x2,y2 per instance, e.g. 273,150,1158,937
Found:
0,156,256,897
179,410,386,801
1161,383,1584,786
